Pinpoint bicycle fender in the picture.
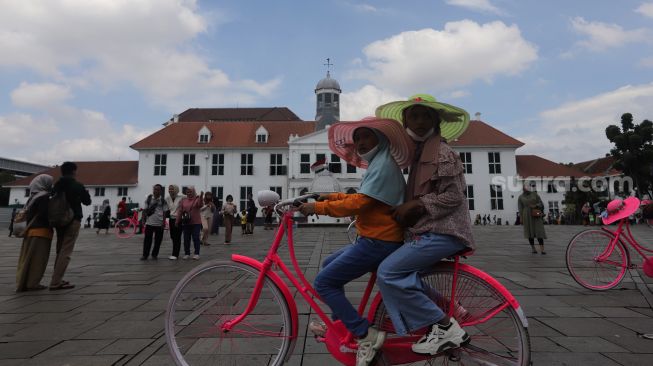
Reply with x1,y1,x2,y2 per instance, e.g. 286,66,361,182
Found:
230,254,299,359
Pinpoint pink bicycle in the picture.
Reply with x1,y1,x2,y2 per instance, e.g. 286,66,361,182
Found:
567,198,653,290
164,192,531,365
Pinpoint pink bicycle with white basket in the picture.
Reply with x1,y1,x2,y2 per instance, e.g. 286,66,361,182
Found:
164,191,531,365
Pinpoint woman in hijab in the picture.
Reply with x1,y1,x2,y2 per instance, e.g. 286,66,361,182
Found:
16,174,54,292
175,186,203,260
166,184,184,260
299,117,414,366
96,199,111,234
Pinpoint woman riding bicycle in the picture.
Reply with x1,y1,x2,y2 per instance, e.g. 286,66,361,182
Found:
299,117,414,366
375,94,476,356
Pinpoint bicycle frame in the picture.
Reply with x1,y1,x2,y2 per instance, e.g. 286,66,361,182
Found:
220,205,527,365
599,219,653,266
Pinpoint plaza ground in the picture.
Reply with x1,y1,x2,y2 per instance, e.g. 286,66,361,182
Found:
0,224,652,365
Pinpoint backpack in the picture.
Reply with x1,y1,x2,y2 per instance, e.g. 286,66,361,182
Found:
48,191,74,228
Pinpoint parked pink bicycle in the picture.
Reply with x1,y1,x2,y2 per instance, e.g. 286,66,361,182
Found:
567,197,653,290
165,192,531,365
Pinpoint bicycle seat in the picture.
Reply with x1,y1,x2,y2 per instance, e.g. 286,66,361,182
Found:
445,248,474,261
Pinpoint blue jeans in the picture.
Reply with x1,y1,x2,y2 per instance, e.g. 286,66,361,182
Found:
183,224,202,255
376,233,466,335
314,237,401,337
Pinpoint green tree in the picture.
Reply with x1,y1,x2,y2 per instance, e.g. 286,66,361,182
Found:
605,113,653,198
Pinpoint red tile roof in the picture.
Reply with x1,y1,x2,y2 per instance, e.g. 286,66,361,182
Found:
177,107,301,122
4,161,138,187
572,156,621,176
131,121,317,149
516,155,585,178
450,121,524,147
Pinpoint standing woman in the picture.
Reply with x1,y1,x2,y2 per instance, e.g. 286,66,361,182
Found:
96,199,111,235
200,191,216,246
221,195,237,244
518,183,547,254
16,174,54,292
374,94,475,356
166,185,184,260
176,186,203,260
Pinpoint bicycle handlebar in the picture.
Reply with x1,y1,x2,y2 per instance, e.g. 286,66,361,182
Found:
274,193,321,215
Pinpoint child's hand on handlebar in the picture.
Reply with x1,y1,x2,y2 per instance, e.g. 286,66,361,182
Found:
298,202,316,216
316,194,330,202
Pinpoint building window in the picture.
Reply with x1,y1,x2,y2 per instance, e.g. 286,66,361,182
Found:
547,181,558,193
183,154,200,176
300,154,311,174
154,154,167,176
212,154,224,176
199,134,209,143
490,185,504,210
464,185,475,210
241,154,253,175
211,186,223,206
329,154,342,173
94,187,105,197
117,187,128,196
269,154,286,175
270,186,283,198
24,188,30,197
488,152,501,174
240,186,253,210
548,201,560,216
460,152,472,174
347,164,357,174
257,134,267,143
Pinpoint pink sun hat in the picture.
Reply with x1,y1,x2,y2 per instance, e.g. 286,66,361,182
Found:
601,196,640,225
328,117,415,169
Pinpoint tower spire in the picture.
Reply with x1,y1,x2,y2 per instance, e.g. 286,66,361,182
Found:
324,58,333,77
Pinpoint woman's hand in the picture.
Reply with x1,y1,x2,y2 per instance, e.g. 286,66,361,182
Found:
392,199,425,227
299,202,316,216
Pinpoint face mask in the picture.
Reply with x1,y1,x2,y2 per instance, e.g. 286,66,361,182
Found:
406,127,435,142
357,144,380,162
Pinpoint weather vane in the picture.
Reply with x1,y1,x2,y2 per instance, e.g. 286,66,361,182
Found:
324,58,333,72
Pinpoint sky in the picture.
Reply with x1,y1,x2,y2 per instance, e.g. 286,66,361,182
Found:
1,0,652,166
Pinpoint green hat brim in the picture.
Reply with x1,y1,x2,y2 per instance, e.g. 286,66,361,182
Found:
375,100,470,141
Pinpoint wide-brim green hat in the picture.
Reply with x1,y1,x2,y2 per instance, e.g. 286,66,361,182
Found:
375,93,470,141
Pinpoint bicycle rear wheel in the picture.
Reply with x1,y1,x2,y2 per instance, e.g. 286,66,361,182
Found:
165,261,292,366
115,219,135,239
372,264,530,366
566,229,629,290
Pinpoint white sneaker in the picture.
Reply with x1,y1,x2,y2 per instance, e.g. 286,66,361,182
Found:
192,254,200,260
182,255,190,260
356,327,385,366
168,256,177,260
411,318,469,355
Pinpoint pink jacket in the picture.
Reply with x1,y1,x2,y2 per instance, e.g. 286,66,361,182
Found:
175,196,202,225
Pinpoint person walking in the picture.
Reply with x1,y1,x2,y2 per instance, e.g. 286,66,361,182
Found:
176,187,203,260
581,202,591,226
50,162,91,290
141,184,168,260
16,174,54,292
200,191,216,246
246,194,258,234
8,208,17,237
221,195,237,244
96,199,111,234
166,185,184,260
518,183,547,254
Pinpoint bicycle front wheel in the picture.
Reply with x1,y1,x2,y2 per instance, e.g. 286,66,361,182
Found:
566,229,629,290
372,264,530,366
165,261,292,366
115,219,135,239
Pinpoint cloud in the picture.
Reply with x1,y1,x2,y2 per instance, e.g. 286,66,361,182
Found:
355,21,538,94
636,2,653,18
640,56,653,68
517,82,653,162
10,82,72,109
0,0,279,110
445,0,503,15
340,85,403,120
570,17,651,51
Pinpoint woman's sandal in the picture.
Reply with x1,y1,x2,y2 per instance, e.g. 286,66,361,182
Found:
49,281,75,290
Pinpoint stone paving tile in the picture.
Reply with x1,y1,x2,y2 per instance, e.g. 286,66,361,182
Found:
0,320,103,341
0,340,59,358
532,352,622,365
97,338,155,355
529,336,569,352
25,355,124,366
587,306,651,318
548,336,630,353
38,339,114,356
545,306,602,318
604,352,653,366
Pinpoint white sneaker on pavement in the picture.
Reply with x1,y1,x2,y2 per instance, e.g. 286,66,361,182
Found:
192,254,200,260
356,327,385,366
182,255,190,260
168,256,177,260
411,318,470,355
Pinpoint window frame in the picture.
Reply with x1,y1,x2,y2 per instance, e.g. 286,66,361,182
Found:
211,153,225,176
183,154,200,176
488,152,501,174
460,152,472,174
239,186,253,210
300,154,311,174
464,185,475,210
490,184,504,210
154,153,167,176
240,153,254,175
269,153,285,176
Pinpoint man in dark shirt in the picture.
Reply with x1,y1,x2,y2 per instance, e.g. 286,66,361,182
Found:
49,162,91,290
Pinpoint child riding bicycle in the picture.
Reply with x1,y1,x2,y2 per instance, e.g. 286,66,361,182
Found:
299,117,414,366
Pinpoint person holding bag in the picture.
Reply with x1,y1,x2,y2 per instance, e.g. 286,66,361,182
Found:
15,174,54,292
518,182,547,254
221,195,237,244
175,186,203,260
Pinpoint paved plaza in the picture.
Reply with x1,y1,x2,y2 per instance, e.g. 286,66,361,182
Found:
0,224,652,365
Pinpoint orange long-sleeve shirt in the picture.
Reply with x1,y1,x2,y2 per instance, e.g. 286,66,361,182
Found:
314,193,403,243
